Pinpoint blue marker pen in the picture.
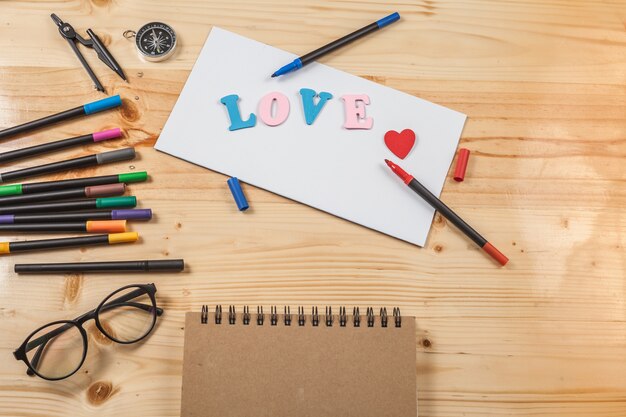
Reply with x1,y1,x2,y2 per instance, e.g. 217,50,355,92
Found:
0,95,123,140
271,12,400,78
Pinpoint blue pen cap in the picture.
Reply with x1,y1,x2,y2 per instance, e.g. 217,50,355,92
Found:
227,177,249,211
376,12,400,29
83,95,122,115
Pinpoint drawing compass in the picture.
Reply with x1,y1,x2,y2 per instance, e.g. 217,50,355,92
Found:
124,22,177,62
51,13,127,92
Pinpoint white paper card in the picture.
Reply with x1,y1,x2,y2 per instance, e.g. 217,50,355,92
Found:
155,27,466,246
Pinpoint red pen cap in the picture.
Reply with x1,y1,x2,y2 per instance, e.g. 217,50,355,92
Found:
453,148,470,182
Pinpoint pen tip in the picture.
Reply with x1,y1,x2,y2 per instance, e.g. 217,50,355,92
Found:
271,74,277,78
384,159,392,167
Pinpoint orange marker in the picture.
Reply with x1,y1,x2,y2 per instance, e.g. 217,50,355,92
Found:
0,220,126,233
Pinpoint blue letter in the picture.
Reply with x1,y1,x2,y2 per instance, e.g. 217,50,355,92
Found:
220,94,257,131
299,88,333,125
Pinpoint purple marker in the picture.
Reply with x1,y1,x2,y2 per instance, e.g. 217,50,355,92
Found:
0,209,151,224
0,128,123,164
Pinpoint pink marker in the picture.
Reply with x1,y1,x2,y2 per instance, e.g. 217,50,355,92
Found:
0,128,124,164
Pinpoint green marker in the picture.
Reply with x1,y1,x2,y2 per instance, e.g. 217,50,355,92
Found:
0,171,147,197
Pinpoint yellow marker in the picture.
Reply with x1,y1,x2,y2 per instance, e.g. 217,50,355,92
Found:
0,232,139,255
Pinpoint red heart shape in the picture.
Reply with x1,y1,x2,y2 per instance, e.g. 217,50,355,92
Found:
384,129,416,159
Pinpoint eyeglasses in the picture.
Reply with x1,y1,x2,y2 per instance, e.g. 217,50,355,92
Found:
13,283,163,381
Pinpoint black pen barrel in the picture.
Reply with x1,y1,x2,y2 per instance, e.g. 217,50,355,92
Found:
407,178,487,247
0,106,85,140
0,155,97,183
300,22,379,65
0,134,93,164
15,259,185,273
0,148,134,183
0,222,87,233
0,198,96,214
9,234,109,253
0,187,88,206
9,211,113,223
21,174,119,194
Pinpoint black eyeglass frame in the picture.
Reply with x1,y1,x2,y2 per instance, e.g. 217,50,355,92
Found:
13,283,163,381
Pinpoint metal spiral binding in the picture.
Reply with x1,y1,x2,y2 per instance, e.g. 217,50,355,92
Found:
201,305,208,324
215,305,222,324
325,306,333,326
298,306,306,326
353,306,360,327
284,306,291,326
199,305,402,328
229,305,236,324
243,306,250,325
367,307,375,327
339,306,347,327
393,307,402,328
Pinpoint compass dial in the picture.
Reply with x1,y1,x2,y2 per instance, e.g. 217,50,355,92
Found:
135,22,177,62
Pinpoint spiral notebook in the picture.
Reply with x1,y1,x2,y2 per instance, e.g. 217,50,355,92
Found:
181,306,417,417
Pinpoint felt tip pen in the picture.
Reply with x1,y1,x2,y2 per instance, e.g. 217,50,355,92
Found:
0,220,127,233
0,208,152,224
0,128,122,164
0,171,147,197
271,12,400,78
15,259,185,274
384,159,509,266
0,232,138,255
0,147,136,184
0,183,125,207
0,196,136,215
0,95,122,140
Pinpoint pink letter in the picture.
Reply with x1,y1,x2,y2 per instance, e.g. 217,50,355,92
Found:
341,94,373,129
258,92,290,126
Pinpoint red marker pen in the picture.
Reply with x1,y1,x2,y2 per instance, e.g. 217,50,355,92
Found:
384,159,508,266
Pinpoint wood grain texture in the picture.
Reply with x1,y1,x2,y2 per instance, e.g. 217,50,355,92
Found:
0,0,625,416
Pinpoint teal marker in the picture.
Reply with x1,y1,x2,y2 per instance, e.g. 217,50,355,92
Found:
0,196,136,215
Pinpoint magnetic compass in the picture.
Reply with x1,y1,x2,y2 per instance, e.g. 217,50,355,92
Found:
124,22,177,62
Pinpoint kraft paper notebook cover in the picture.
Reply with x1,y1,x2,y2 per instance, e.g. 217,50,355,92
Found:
181,306,417,417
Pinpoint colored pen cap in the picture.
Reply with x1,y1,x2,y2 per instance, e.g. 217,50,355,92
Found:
227,177,249,211
0,215,15,224
83,95,122,115
118,171,148,183
95,147,136,164
376,12,400,28
86,220,127,233
108,232,139,244
96,196,136,208
111,209,152,220
85,183,126,198
453,148,470,182
92,128,123,142
0,184,22,197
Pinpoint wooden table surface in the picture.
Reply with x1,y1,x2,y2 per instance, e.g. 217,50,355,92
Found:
0,1,625,416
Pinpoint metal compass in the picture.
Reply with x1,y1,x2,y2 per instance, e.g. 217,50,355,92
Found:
124,22,177,62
